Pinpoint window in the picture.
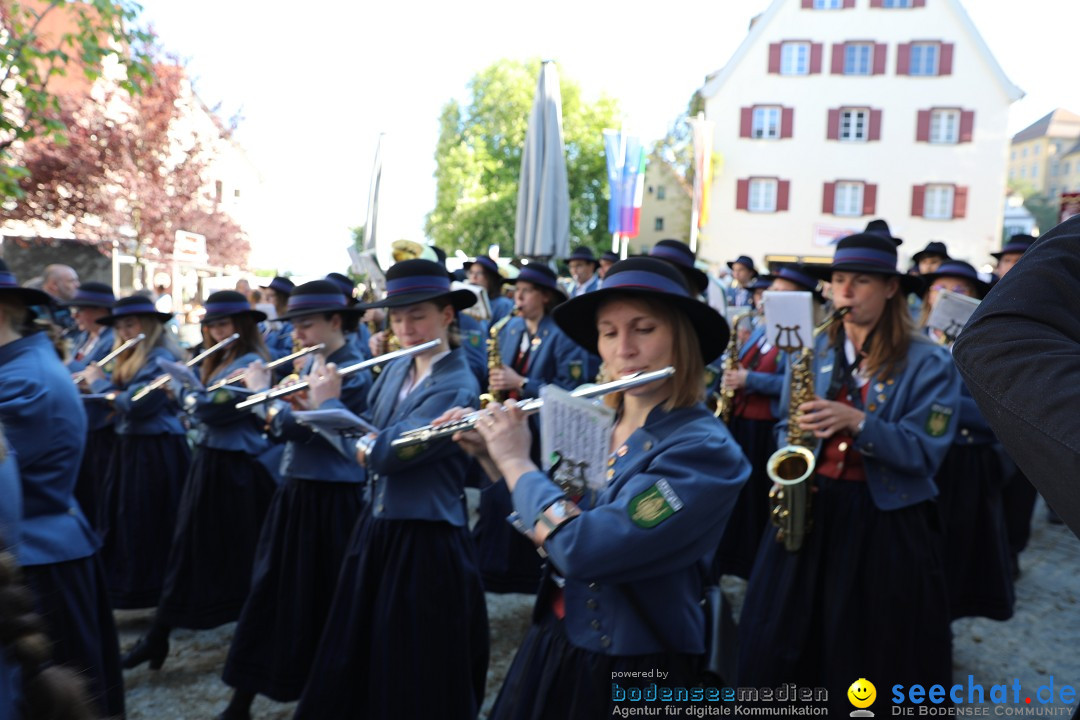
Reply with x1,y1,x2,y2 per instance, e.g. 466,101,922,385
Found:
929,109,959,143
749,179,778,212
1020,166,1027,178
214,180,223,203
883,0,912,6
656,185,666,200
1051,162,1060,177
840,109,868,141
1009,169,1015,180
1065,161,1072,175
1032,162,1039,177
654,217,664,231
1023,147,1028,158
752,107,781,138
1035,145,1041,155
814,0,842,6
781,43,811,75
844,44,873,75
834,182,865,216
923,185,954,219
909,43,938,75
1011,150,1016,161
1049,186,1059,198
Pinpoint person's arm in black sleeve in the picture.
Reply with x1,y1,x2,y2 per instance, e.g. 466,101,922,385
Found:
952,215,1080,539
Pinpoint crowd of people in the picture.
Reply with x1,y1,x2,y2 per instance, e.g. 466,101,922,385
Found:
0,222,1061,718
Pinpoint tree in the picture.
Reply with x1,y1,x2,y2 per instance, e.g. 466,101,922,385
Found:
652,90,705,187
1008,180,1058,239
0,0,153,198
7,56,251,278
426,59,620,258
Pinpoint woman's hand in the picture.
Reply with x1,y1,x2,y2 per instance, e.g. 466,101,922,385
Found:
77,364,105,387
722,368,748,390
369,330,388,357
243,360,271,392
306,356,341,409
488,365,525,392
474,400,538,490
797,397,865,439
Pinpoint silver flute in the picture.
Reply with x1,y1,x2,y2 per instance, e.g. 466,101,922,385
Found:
235,338,443,410
205,343,326,392
390,366,676,448
131,333,240,402
72,333,146,384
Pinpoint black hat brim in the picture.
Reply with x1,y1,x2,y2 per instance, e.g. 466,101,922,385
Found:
551,286,728,361
201,308,268,324
726,261,758,277
1,287,53,307
911,250,949,263
61,299,113,309
503,277,568,303
97,311,173,326
802,263,924,295
919,272,990,299
275,305,366,323
358,288,477,313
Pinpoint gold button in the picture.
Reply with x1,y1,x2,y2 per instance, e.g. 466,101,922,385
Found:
606,469,615,480
643,441,653,451
875,383,885,392
877,394,886,403
868,404,877,412
838,442,849,453
887,379,895,385
617,445,628,457
607,457,615,467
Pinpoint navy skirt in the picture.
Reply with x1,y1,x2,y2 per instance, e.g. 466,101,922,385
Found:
22,554,124,719
295,515,489,719
73,425,114,534
490,613,701,720
936,443,1014,620
222,477,364,702
713,415,776,580
737,477,952,717
472,478,543,594
157,446,277,629
98,432,190,609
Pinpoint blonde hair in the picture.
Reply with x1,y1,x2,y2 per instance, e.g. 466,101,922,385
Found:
596,294,705,412
200,314,270,384
110,316,184,386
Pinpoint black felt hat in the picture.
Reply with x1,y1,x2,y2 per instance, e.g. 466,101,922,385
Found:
64,281,115,309
649,239,709,295
864,218,903,247
504,262,568,303
920,260,991,299
801,233,923,294
0,259,52,307
97,295,172,326
565,246,600,267
358,259,476,311
276,280,367,321
201,290,267,324
552,257,728,361
463,255,507,285
726,255,758,277
261,276,295,296
912,241,950,264
991,234,1036,260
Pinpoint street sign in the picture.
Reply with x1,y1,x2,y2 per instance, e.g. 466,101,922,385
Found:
174,230,208,264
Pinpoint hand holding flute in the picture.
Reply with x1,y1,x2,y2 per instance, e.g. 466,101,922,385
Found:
73,333,146,387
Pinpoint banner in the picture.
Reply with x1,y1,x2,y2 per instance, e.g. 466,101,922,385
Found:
603,129,645,236
690,114,714,229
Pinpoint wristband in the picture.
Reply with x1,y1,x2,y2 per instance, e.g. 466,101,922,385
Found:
534,498,581,545
355,433,377,466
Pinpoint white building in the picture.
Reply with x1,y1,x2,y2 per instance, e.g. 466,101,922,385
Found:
698,0,1022,268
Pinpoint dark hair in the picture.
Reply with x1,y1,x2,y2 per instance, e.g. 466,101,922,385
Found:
0,548,95,720
200,314,271,384
827,280,914,381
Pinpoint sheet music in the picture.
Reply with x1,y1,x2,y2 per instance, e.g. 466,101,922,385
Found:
539,384,616,494
762,291,814,352
927,289,980,341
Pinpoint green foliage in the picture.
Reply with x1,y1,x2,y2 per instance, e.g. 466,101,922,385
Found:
1008,180,1058,238
653,90,704,187
426,59,620,258
0,0,153,198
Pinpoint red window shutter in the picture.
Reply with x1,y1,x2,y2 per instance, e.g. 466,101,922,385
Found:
863,183,878,215
781,107,794,139
916,110,931,142
740,107,754,138
827,108,841,140
959,110,975,143
911,185,926,217
870,0,883,6
802,0,814,7
737,180,750,210
952,186,968,218
897,43,911,75
777,181,791,212
769,44,782,74
823,182,836,214
810,43,824,74
913,0,927,6
873,44,887,74
831,43,846,74
868,109,883,141
939,43,954,75
843,0,855,8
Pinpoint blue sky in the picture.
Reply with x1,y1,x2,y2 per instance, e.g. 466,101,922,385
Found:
137,0,1080,273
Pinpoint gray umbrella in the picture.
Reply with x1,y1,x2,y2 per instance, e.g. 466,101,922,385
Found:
514,61,571,259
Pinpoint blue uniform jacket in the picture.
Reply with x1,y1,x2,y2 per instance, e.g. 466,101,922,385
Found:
512,403,750,655
570,274,601,298
66,327,115,431
0,449,21,554
457,312,488,388
182,352,271,456
0,333,97,566
351,323,373,361
498,314,597,398
365,347,480,526
89,346,185,436
262,320,294,362
739,325,787,418
775,332,961,510
490,294,514,325
269,342,371,483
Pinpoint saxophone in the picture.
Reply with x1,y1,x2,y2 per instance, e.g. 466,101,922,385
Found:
766,307,849,552
478,310,516,407
714,311,751,422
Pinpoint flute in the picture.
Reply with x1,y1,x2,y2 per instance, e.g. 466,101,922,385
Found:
390,366,676,449
235,338,443,410
72,333,145,384
130,333,240,402
205,343,325,392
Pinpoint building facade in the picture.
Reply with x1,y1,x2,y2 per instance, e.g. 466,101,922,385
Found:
698,0,1022,268
1008,109,1080,201
627,155,693,255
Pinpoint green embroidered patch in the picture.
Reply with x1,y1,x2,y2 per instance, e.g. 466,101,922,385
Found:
468,332,482,347
704,364,719,388
627,479,683,529
925,403,954,438
212,389,232,405
569,360,583,381
395,442,426,461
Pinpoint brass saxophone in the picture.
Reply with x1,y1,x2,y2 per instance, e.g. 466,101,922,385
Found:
478,310,516,407
766,307,849,552
714,311,751,422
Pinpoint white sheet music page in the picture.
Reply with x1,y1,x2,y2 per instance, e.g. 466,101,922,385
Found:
763,291,814,352
539,384,615,494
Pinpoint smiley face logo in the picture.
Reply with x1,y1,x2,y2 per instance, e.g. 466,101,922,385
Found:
848,678,876,709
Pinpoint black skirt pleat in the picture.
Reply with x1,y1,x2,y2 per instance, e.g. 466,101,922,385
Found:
98,433,190,609
713,415,776,580
737,477,952,717
294,515,489,719
936,443,1014,620
157,447,277,629
73,425,114,534
472,478,543,594
22,554,125,719
221,477,363,702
